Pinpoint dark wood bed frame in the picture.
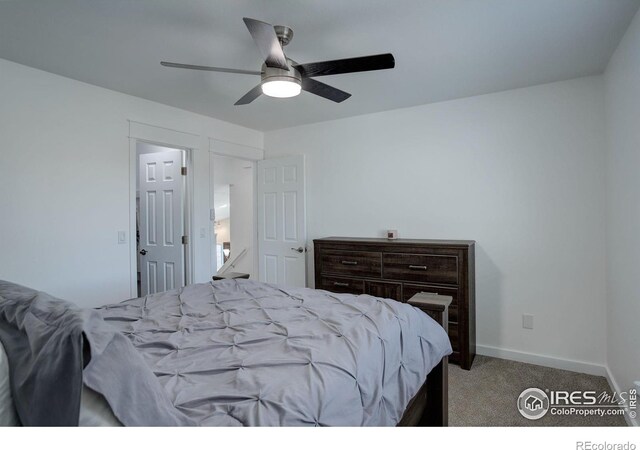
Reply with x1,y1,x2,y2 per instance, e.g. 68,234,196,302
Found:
397,294,451,426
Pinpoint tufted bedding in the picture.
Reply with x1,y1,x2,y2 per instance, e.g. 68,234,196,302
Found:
0,279,451,426
96,279,452,426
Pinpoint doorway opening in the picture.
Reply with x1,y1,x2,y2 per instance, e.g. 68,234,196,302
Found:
211,153,255,278
136,141,191,297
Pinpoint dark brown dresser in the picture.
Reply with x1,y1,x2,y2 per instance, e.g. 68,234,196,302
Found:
313,237,476,369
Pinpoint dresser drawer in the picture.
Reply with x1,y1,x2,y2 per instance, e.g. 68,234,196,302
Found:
383,253,458,284
320,250,382,278
318,276,365,295
364,280,402,301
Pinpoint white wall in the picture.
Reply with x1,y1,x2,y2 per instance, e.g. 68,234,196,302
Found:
215,219,231,244
0,58,262,307
604,8,640,424
265,76,608,368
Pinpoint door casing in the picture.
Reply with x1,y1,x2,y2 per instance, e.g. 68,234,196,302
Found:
128,122,197,298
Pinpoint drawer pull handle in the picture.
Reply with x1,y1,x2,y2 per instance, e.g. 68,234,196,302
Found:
334,282,350,287
409,265,428,270
341,260,358,265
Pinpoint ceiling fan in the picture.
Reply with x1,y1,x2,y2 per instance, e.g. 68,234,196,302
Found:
161,17,395,106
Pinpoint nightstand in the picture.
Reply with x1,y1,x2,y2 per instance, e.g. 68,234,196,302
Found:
407,292,452,333
212,272,250,281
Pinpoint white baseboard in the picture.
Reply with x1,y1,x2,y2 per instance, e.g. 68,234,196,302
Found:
604,366,639,427
477,345,638,427
476,345,607,376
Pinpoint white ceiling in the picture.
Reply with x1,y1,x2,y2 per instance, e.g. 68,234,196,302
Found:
0,0,638,131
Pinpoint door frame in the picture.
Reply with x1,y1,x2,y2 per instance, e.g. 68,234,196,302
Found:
128,121,199,297
209,138,263,280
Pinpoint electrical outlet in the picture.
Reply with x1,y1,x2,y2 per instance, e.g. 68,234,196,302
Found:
522,314,534,330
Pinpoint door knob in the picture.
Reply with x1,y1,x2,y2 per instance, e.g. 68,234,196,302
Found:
139,249,147,255
291,247,304,253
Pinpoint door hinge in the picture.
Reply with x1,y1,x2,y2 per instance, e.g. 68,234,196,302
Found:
181,167,187,176
182,235,188,245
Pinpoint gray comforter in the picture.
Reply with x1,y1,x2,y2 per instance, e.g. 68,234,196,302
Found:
0,280,191,426
1,279,451,426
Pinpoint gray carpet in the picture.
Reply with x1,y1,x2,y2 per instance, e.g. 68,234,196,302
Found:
449,356,627,426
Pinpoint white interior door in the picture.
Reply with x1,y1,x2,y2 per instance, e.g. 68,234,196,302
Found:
139,150,185,295
257,155,306,287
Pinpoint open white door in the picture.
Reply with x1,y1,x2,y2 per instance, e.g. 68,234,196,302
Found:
257,155,306,287
139,150,185,295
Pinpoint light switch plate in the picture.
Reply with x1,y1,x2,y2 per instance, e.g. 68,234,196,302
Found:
522,314,534,330
117,231,127,244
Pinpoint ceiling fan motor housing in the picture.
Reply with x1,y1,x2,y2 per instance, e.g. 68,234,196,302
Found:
274,25,294,46
261,60,302,87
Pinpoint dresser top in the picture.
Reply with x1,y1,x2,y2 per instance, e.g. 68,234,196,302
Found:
314,236,475,247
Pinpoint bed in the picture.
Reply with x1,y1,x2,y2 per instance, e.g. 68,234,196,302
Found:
0,279,452,426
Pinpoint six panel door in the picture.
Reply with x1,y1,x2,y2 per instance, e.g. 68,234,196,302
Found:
138,150,185,296
257,155,307,287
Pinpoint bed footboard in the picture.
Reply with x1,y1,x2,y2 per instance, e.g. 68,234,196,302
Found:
399,293,452,426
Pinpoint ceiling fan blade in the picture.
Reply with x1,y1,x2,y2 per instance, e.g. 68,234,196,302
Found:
234,84,263,105
242,17,289,70
160,61,262,75
294,53,395,77
301,78,351,103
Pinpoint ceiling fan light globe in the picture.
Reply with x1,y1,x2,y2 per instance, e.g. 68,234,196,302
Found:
261,79,301,98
